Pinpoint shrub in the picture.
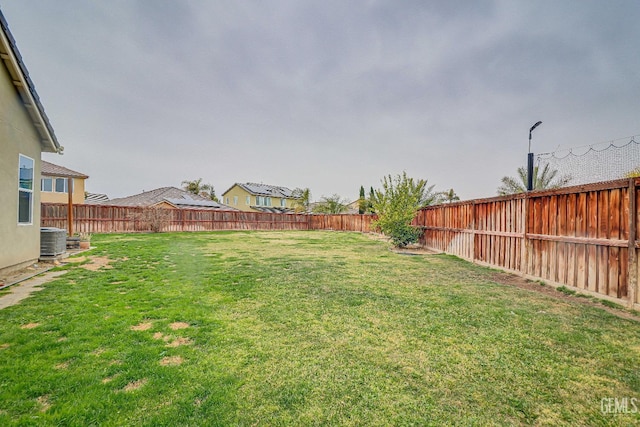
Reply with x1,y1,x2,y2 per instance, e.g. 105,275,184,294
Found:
372,172,433,248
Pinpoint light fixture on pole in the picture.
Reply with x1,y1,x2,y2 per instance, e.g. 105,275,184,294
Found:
527,121,542,191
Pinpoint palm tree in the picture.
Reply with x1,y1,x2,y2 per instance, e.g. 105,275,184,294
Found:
291,187,311,213
181,178,219,202
440,188,460,203
419,183,442,207
497,164,571,196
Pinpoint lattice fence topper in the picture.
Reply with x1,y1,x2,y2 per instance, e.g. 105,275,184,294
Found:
536,135,640,186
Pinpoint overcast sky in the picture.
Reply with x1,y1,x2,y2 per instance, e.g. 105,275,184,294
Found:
2,1,639,202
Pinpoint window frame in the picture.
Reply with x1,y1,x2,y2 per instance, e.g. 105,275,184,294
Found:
18,154,34,225
41,177,53,192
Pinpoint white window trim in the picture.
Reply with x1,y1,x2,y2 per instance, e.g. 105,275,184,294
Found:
18,154,34,225
42,177,72,193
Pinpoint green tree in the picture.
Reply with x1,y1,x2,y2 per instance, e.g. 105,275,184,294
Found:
372,171,433,247
358,186,367,214
368,186,376,214
497,164,571,196
312,194,349,214
182,178,219,202
291,188,311,213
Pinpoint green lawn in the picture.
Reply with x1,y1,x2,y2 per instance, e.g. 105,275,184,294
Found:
1,231,639,426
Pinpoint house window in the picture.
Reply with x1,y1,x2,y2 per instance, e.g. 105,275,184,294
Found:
264,197,272,206
18,154,34,224
42,178,53,192
246,196,250,205
256,196,262,206
55,178,66,193
226,197,230,204
41,177,71,193
233,196,238,205
280,199,286,207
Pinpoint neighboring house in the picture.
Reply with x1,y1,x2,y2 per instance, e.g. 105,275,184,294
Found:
0,9,63,274
41,160,88,204
107,187,237,210
221,182,296,213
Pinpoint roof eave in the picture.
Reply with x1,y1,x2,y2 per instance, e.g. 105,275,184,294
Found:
0,10,61,154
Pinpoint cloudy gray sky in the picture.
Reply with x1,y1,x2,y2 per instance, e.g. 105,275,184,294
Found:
2,1,639,202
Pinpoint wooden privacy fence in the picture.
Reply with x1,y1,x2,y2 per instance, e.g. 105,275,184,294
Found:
416,178,639,309
41,203,375,234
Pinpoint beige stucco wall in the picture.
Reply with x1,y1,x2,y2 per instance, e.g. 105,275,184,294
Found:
41,177,86,204
0,60,44,272
222,185,292,212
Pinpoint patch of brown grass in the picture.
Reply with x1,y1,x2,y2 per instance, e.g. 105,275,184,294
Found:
130,322,153,331
169,322,189,330
20,322,40,329
54,361,69,370
122,378,147,392
159,356,184,366
36,395,51,412
166,337,193,347
80,256,114,271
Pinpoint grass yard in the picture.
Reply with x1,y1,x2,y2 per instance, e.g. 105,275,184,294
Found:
1,231,639,426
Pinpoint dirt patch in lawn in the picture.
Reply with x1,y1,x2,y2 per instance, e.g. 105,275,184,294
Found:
122,378,148,392
36,395,51,413
488,271,640,322
131,322,153,331
20,322,40,329
160,356,184,366
166,337,193,347
169,322,190,330
80,256,114,271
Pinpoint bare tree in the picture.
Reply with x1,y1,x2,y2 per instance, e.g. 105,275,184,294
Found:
134,206,173,232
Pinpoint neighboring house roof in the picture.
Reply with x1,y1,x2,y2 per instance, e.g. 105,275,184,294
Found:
85,192,109,204
251,206,294,214
41,161,88,179
223,182,294,198
107,187,238,210
0,9,61,153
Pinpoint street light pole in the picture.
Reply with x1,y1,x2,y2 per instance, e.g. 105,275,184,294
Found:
527,121,542,191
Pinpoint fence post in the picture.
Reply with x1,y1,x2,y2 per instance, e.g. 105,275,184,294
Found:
521,194,530,276
471,201,476,262
628,178,638,308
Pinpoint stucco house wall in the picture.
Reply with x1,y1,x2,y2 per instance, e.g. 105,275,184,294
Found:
1,8,62,274
0,58,43,272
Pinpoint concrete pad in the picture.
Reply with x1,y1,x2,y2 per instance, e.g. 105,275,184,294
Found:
0,270,67,309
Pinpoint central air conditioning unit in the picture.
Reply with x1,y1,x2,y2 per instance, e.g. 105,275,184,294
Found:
40,227,67,256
